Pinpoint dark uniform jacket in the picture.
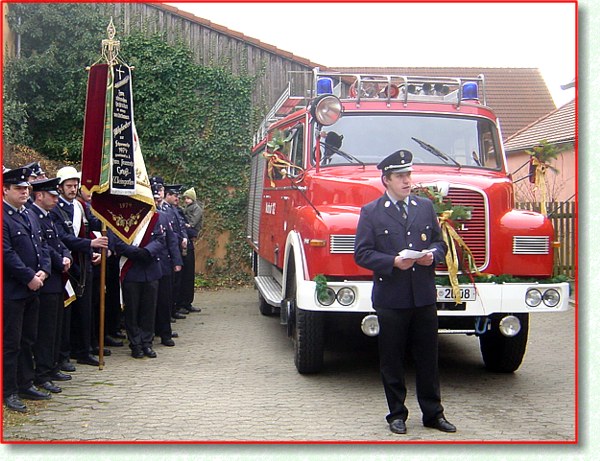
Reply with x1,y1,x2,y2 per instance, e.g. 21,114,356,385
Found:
114,214,166,283
29,203,72,294
2,201,51,300
155,210,183,275
49,198,94,277
161,202,187,244
354,193,447,309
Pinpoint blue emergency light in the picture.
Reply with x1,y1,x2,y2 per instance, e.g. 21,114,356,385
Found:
462,82,479,100
316,77,334,95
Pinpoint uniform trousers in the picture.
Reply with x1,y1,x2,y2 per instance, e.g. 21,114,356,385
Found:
176,242,196,309
70,274,93,359
377,304,444,424
3,296,39,397
104,255,123,336
122,280,159,349
155,273,174,340
33,292,63,384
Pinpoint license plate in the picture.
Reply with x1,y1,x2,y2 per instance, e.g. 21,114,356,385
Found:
436,286,476,302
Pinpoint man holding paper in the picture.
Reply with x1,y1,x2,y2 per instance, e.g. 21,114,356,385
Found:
354,149,456,435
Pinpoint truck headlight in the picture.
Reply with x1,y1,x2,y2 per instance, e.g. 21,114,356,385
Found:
336,287,356,306
525,289,542,307
311,95,342,126
316,287,336,306
542,288,561,307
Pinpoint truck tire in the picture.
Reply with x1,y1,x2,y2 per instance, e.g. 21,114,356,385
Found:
479,313,529,373
294,307,325,374
286,273,324,373
258,293,277,316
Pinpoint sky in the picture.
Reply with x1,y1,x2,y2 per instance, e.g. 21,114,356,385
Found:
167,1,576,108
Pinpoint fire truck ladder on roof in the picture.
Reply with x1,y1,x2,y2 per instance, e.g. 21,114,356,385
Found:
253,82,308,145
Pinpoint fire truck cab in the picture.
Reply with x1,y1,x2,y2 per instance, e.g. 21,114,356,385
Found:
247,69,570,374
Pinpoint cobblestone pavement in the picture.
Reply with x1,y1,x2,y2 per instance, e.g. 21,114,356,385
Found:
2,287,576,443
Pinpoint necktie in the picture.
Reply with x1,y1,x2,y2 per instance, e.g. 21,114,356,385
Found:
18,209,31,230
396,201,407,221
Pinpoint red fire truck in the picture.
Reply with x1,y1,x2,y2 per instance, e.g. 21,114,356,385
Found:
247,69,570,374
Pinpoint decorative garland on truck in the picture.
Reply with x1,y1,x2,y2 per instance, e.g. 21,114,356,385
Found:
263,130,304,187
412,185,479,303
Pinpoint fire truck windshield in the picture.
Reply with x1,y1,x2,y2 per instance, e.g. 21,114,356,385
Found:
314,113,503,170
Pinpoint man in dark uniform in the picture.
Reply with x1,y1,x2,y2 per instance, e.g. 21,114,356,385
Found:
162,183,188,320
354,150,456,435
2,167,53,412
29,177,74,393
152,183,183,347
50,166,108,369
113,211,166,358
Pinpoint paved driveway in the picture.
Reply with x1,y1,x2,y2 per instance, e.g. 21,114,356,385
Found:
2,287,576,444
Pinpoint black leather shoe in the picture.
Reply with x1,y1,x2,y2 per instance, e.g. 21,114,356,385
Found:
131,347,144,359
104,336,124,347
142,346,157,358
77,355,100,366
424,416,456,433
171,332,179,338
19,385,51,401
92,347,112,356
50,371,72,381
60,361,76,372
389,419,407,434
182,305,201,313
170,317,177,323
173,312,186,320
113,331,127,339
38,381,62,393
4,394,27,413
161,338,175,347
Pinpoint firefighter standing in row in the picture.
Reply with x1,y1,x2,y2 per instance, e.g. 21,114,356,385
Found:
50,167,108,369
354,149,456,435
2,167,52,412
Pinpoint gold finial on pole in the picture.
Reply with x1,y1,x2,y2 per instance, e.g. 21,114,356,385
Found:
101,17,120,65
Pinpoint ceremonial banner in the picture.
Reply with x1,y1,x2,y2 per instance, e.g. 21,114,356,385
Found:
80,62,155,244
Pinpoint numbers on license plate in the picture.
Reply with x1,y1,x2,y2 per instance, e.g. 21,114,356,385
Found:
436,287,476,302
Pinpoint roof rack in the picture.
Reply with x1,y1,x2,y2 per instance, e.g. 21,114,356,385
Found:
254,68,487,143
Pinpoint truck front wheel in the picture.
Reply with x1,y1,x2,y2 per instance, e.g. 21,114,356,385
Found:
293,307,325,374
479,313,529,373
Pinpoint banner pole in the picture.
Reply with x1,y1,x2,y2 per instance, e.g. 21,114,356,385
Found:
98,222,107,370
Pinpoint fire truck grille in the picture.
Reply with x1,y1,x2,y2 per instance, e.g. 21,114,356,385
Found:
440,187,487,270
330,235,356,254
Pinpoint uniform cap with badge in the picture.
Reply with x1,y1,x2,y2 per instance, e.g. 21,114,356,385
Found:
3,167,33,186
22,161,46,178
31,177,61,196
377,150,414,174
150,176,164,186
164,184,182,195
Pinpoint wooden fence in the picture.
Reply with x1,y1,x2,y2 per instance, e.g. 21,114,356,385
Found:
516,201,576,278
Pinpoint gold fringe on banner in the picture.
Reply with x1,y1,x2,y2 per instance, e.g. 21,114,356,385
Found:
439,210,482,304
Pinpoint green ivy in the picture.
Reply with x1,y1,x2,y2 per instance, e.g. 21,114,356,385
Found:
3,3,256,285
